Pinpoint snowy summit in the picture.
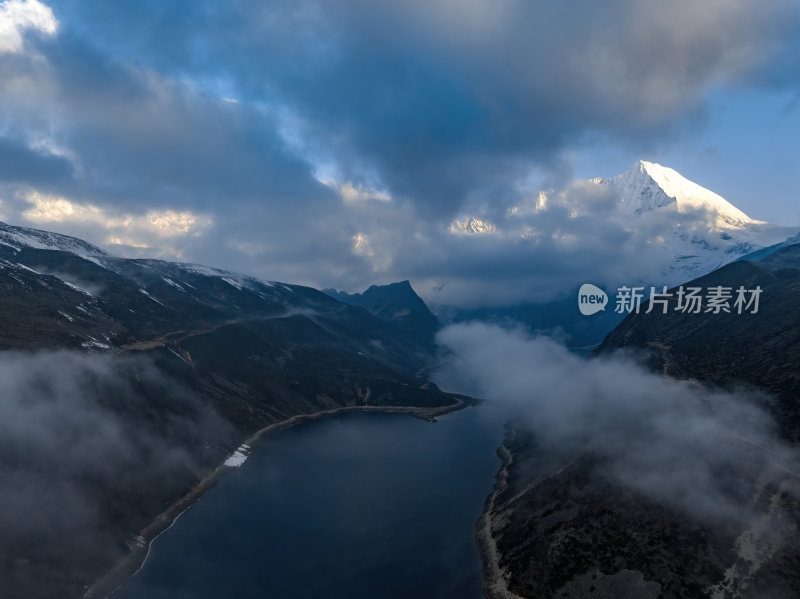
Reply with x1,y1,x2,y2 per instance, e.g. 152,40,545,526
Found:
592,160,759,228
587,160,796,282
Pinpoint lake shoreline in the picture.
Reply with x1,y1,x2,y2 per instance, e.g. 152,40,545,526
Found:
83,399,471,599
474,429,524,599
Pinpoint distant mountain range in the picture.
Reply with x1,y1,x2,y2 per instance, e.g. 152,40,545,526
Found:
437,161,798,348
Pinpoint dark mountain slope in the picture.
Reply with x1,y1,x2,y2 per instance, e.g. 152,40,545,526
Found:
478,245,800,599
0,223,465,599
597,243,800,439
325,280,440,347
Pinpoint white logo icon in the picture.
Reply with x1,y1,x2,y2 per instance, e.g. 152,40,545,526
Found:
578,283,608,316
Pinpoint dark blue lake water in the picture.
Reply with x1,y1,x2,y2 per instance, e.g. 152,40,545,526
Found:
116,405,506,599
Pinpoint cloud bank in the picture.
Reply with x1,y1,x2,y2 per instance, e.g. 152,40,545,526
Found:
433,323,799,523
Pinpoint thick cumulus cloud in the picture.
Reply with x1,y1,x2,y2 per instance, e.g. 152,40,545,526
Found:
433,323,799,523
46,0,800,212
0,0,798,300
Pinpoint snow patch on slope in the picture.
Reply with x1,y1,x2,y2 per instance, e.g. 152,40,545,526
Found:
0,222,107,257
177,263,279,291
139,288,166,307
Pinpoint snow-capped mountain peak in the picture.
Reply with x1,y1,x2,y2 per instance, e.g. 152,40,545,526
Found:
589,161,797,283
593,160,759,229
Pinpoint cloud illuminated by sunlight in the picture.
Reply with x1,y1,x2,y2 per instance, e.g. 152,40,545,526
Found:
23,192,100,222
352,232,373,257
0,0,57,54
448,216,497,235
324,180,391,204
21,191,212,253
147,210,207,236
352,231,392,271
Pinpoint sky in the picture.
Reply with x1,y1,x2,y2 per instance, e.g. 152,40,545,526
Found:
0,0,798,307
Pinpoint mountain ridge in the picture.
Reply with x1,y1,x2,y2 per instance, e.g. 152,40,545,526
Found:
477,241,800,599
596,241,800,439
0,221,465,599
324,280,441,347
589,160,795,284
0,221,108,258
593,160,758,226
